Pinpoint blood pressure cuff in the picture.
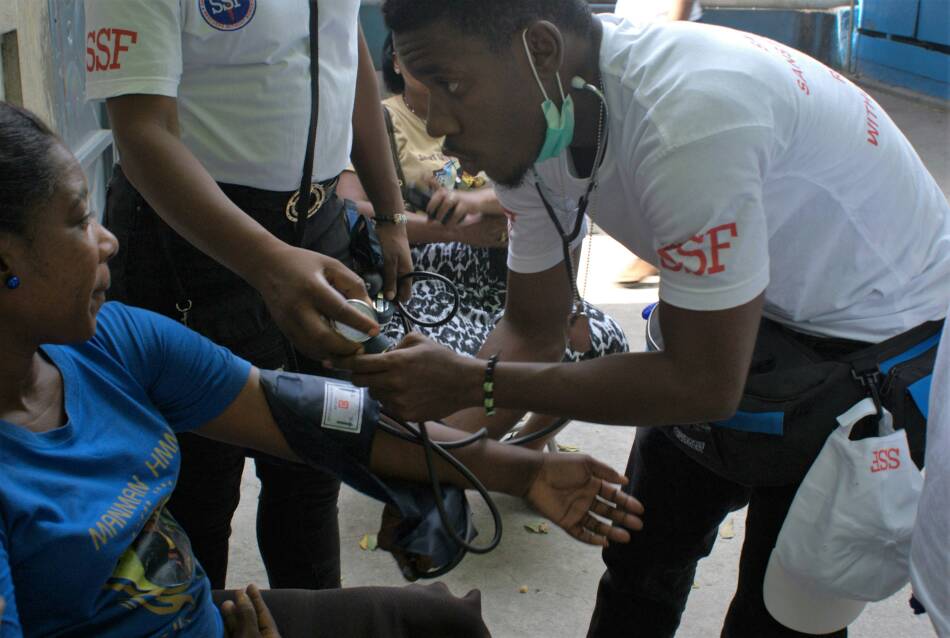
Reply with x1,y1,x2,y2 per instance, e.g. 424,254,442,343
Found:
258,369,472,576
659,318,941,487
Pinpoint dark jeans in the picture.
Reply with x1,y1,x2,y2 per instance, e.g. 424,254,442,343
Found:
586,318,878,637
586,428,846,638
105,167,351,590
212,582,491,638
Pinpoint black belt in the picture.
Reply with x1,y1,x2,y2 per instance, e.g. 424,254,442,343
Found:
214,176,339,222
285,176,339,223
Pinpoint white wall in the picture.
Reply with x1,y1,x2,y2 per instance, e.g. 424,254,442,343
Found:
0,0,57,128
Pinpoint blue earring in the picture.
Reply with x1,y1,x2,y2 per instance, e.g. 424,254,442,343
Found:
5,275,20,290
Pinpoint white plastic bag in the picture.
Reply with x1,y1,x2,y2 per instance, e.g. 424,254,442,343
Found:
764,397,924,634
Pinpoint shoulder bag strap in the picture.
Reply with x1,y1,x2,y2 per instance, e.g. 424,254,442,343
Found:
381,105,408,199
294,0,320,247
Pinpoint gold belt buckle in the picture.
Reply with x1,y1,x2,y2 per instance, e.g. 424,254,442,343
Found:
285,183,327,223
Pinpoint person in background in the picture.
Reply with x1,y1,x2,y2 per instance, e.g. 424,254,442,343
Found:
614,0,702,23
338,33,629,448
0,101,643,638
611,0,702,286
84,0,410,592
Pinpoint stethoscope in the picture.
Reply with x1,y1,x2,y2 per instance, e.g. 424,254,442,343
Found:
359,77,611,580
533,76,611,318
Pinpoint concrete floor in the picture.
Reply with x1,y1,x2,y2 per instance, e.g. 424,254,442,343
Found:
226,83,948,637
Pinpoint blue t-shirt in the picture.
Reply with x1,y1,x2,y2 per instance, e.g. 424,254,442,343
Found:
0,303,251,638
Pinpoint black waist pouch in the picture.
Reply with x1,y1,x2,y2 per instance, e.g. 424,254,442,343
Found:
662,317,942,487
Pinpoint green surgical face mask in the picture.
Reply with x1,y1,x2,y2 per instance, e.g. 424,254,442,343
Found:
523,29,575,164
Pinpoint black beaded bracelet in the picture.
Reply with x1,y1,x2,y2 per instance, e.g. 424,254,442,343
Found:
483,353,500,417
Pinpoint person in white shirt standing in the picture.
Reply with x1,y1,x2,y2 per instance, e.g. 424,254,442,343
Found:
84,0,411,592
339,1,950,636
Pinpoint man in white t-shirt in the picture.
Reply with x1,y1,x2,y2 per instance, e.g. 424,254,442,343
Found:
339,1,950,635
84,0,411,593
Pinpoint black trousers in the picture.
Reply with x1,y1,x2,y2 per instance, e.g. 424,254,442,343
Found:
105,167,350,590
212,582,491,638
586,427,847,638
585,320,889,638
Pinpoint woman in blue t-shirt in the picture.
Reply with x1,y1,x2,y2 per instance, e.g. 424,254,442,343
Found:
0,103,643,637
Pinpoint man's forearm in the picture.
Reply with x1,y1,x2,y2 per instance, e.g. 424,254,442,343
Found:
453,348,742,426
115,119,286,291
443,316,566,437
445,293,759,428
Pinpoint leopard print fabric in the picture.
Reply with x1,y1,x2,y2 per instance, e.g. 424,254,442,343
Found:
385,243,629,360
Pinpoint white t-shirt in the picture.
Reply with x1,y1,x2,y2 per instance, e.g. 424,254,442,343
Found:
613,0,703,23
84,0,359,190
910,307,950,637
498,17,950,342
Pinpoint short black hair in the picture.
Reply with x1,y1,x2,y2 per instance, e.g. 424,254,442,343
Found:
381,32,405,95
0,102,62,237
383,0,594,51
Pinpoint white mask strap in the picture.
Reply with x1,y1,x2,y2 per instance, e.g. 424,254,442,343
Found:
554,73,567,101
523,29,563,102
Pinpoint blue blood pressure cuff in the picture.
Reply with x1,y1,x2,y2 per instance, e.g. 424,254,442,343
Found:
258,370,472,577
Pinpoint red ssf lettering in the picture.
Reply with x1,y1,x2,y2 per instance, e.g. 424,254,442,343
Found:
337,399,350,410
658,233,704,274
657,223,738,276
86,28,139,72
706,223,738,274
870,448,901,473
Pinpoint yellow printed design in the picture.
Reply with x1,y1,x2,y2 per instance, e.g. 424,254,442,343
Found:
105,507,197,616
458,170,486,190
431,159,487,192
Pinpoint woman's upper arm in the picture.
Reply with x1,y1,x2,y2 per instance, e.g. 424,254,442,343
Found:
106,94,181,142
194,367,298,462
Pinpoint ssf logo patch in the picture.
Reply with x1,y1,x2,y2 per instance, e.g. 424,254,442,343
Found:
199,0,256,31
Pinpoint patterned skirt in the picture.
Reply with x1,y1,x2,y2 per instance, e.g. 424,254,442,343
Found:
385,242,629,360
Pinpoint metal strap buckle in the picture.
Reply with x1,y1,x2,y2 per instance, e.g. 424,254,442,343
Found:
285,183,327,223
851,357,884,419
175,299,193,326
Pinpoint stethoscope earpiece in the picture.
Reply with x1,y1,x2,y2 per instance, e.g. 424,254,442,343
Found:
571,75,608,107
